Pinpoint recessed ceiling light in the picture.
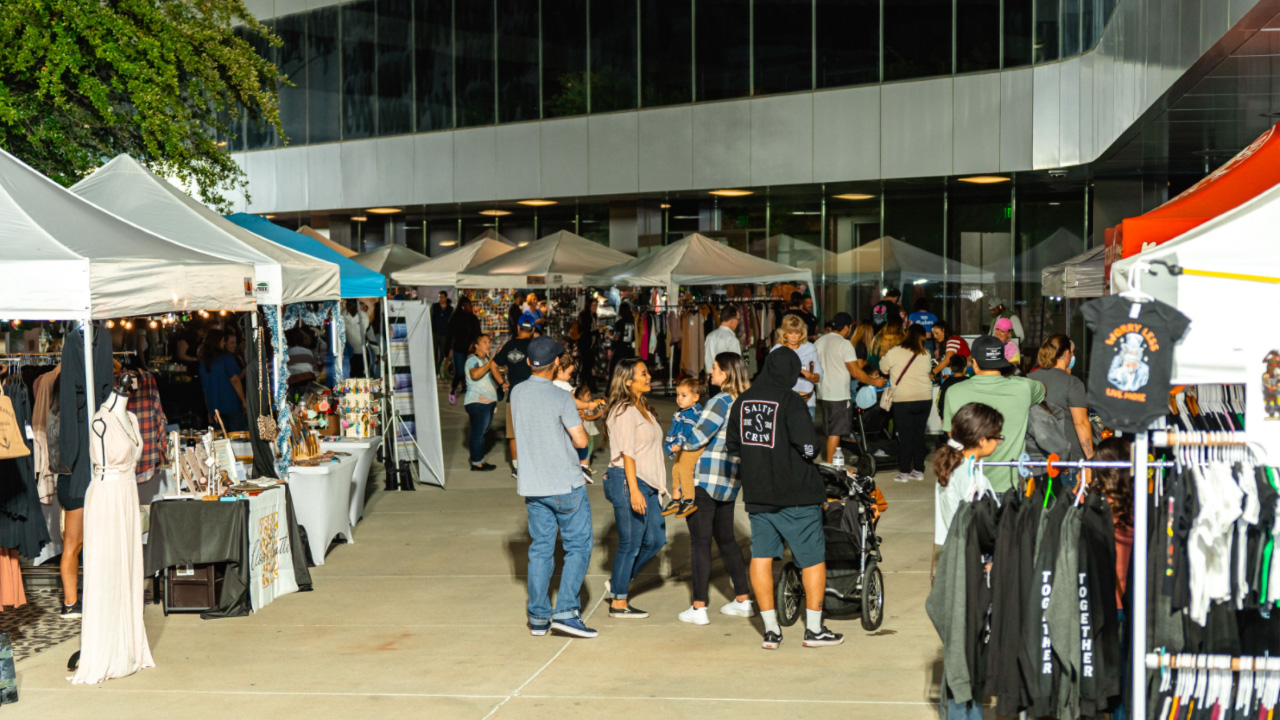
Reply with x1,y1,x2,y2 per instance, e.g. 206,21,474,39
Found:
833,193,876,201
517,241,529,247
351,215,368,222
518,199,557,207
439,240,458,247
672,215,699,220
479,209,512,217
708,189,753,197
791,211,821,216
659,203,671,209
957,175,1010,184
366,207,402,214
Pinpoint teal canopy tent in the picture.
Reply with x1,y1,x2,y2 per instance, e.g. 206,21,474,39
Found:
225,213,386,299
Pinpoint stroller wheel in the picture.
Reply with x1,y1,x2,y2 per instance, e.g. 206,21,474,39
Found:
775,562,803,627
860,561,885,631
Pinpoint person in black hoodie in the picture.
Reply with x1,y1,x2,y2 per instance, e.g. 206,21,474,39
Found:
726,347,841,650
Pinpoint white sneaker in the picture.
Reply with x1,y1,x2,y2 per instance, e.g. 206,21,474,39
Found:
893,472,910,483
604,579,611,598
909,470,925,481
678,606,710,625
719,598,755,618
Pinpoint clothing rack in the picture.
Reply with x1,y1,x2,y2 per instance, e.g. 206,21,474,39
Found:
1145,654,1280,671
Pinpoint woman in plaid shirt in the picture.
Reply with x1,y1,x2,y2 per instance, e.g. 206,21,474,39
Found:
675,352,755,626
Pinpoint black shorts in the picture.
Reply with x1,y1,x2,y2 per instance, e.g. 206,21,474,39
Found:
820,399,852,437
56,474,84,511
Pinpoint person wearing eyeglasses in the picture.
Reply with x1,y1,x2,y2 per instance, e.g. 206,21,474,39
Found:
940,335,1045,493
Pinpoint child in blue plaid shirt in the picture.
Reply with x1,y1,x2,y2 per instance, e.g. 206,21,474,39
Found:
662,379,704,519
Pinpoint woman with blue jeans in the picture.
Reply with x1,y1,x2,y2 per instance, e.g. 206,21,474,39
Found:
464,334,503,471
602,358,667,619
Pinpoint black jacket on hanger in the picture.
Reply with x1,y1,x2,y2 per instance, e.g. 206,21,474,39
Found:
59,323,114,504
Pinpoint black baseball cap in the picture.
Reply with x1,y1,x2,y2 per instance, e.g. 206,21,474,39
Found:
527,336,563,368
830,312,854,330
970,335,1010,370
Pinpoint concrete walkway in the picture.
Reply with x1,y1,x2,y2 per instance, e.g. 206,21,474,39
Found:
13,392,944,719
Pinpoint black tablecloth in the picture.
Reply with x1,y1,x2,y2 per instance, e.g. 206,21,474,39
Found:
145,485,313,619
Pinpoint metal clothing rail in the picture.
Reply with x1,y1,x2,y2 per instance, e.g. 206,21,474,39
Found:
1145,653,1280,672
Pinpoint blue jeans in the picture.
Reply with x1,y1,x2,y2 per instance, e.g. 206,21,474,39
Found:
525,485,593,622
464,402,496,464
603,467,666,600
451,351,467,393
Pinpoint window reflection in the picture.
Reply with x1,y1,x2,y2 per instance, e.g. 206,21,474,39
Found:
641,0,692,107
696,0,750,100
1035,0,1060,63
543,0,589,117
816,0,879,88
246,24,279,149
754,0,813,96
307,7,342,143
957,0,1001,73
1004,0,1033,68
498,0,539,123
415,0,453,131
342,1,376,139
883,0,952,81
456,0,496,127
377,0,414,135
590,0,638,113
276,14,308,145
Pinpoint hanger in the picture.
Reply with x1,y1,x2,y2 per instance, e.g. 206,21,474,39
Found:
1120,261,1155,302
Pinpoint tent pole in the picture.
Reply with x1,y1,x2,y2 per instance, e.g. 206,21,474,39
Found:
382,297,401,489
358,300,370,379
83,314,97,443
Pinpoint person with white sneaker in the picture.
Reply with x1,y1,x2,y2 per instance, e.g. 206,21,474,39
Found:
878,325,935,483
675,352,755,626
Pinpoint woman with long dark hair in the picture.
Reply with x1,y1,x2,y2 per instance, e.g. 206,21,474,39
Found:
199,328,247,431
676,352,755,625
880,325,935,482
929,320,969,380
602,357,666,619
932,402,1003,572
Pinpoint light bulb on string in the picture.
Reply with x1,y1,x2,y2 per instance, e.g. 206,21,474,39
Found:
106,320,115,329
219,310,227,317
10,320,19,328
149,320,159,329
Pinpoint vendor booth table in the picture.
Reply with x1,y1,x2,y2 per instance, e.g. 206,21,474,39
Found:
287,455,361,565
145,486,312,618
321,437,382,527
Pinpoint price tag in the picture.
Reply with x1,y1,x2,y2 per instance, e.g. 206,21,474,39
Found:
1129,302,1142,319
24,424,33,441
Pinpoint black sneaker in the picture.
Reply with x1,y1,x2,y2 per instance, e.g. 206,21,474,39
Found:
660,499,681,516
470,462,496,472
60,601,82,620
803,626,845,647
761,630,783,649
675,498,697,518
608,604,649,619
529,619,550,636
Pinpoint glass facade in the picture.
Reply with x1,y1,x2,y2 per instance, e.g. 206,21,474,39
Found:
232,0,1123,150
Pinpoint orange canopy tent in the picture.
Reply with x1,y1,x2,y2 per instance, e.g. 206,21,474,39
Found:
1111,122,1280,261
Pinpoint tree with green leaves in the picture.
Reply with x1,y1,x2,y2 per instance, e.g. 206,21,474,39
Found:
0,0,283,210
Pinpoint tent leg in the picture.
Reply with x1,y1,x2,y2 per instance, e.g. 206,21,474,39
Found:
358,301,369,379
381,297,405,491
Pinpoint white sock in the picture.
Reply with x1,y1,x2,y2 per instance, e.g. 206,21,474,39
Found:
512,460,518,470
761,609,780,635
806,609,823,634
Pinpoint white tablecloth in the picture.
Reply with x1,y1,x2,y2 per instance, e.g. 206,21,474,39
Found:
320,437,381,527
287,455,358,566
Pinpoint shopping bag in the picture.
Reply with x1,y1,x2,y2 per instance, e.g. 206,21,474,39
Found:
0,384,30,460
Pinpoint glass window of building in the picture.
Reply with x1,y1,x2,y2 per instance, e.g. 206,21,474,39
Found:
246,24,279,149
754,0,813,96
308,7,342,143
1035,0,1060,62
456,0,496,127
824,191,881,321
948,183,1012,336
590,0,639,112
1004,0,1033,68
882,186,947,326
275,14,308,146
377,0,414,135
341,1,376,139
883,0,952,81
957,0,1001,73
640,0,692,107
415,0,453,132
1082,0,1098,49
1016,187,1086,343
1061,0,1081,56
543,0,588,117
695,0,750,101
497,0,539,123
815,0,879,88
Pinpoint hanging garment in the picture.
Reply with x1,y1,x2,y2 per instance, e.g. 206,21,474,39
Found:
127,370,168,482
0,549,24,609
1187,463,1243,626
0,377,50,557
72,403,155,685
31,366,59,504
59,323,115,508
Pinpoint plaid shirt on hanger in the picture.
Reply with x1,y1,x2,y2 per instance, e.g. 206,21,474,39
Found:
129,370,168,479
681,392,741,502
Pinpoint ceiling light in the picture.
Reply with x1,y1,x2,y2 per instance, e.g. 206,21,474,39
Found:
439,240,458,247
672,215,699,220
219,310,228,316
791,211,821,216
660,203,671,209
833,193,876,201
366,207,402,214
479,209,512,217
957,175,1011,184
708,189,753,197
517,241,529,247
518,199,556,207
913,279,929,285
106,320,115,329
149,320,159,329
351,215,367,222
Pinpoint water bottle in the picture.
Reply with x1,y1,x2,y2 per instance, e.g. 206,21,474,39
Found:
832,447,844,469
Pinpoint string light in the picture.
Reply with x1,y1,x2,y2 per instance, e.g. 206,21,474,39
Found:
219,310,227,316
106,320,115,329
149,320,159,329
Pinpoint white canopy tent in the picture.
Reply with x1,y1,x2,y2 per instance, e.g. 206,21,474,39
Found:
458,230,633,289
72,155,340,305
991,227,1085,282
583,232,814,300
751,234,834,271
814,236,994,285
352,244,432,279
391,233,516,286
1042,245,1106,298
0,148,257,320
1113,183,1280,385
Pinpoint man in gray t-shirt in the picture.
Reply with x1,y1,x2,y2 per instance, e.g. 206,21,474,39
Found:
510,336,596,639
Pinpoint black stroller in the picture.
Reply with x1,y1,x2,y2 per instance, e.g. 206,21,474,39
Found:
774,464,885,631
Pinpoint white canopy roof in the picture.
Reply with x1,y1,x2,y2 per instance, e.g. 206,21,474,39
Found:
72,155,340,305
752,234,834,269
1113,183,1280,385
583,233,814,297
815,236,994,284
459,230,634,288
992,227,1085,281
391,234,516,287
1042,245,1105,298
0,148,256,320
298,225,357,258
352,244,433,278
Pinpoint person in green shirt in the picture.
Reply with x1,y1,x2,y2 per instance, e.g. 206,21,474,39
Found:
941,335,1046,492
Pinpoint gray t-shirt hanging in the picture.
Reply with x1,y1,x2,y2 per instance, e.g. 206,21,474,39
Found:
510,376,585,498
1030,367,1088,460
